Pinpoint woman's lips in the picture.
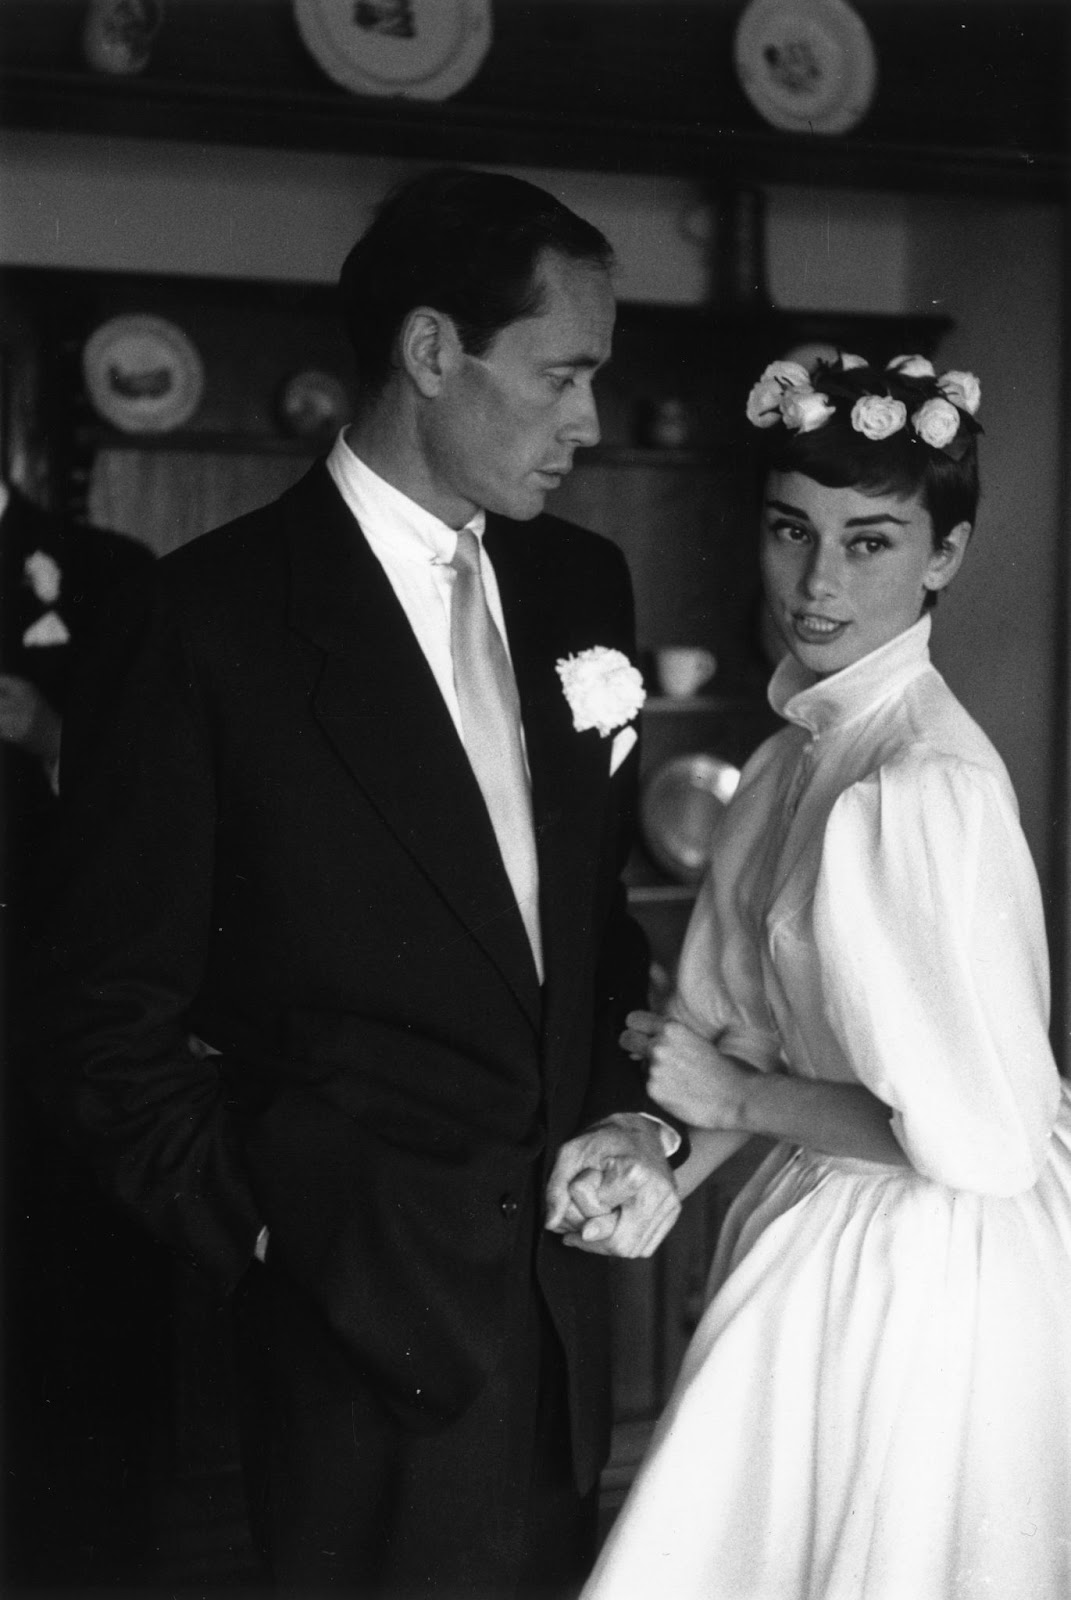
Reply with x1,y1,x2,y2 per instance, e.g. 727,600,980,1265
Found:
792,613,848,643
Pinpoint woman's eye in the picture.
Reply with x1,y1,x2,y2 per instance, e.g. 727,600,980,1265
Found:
770,520,810,544
850,536,890,556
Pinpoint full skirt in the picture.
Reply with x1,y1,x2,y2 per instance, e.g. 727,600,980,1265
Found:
583,1083,1071,1600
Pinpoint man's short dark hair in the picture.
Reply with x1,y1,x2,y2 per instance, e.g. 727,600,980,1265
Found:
338,167,614,400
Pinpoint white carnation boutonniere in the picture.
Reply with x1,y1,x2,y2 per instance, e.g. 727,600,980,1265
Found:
556,646,646,737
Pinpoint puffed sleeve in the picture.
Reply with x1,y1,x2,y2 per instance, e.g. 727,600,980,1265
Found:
812,752,1061,1195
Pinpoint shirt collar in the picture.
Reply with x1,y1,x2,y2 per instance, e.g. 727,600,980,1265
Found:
769,615,933,736
327,429,485,563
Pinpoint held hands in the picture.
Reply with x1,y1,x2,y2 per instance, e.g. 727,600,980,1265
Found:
545,1114,681,1259
621,1010,753,1131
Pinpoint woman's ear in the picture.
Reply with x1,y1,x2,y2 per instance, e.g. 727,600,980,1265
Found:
399,307,462,397
923,520,972,593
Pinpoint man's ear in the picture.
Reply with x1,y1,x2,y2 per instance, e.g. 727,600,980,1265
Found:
400,307,462,398
924,520,972,594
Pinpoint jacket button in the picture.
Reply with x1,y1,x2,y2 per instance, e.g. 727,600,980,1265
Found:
499,1194,519,1219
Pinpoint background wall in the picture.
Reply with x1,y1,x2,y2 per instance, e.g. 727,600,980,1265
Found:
0,127,1064,929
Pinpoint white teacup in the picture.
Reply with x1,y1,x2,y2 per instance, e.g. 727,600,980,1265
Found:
655,647,718,698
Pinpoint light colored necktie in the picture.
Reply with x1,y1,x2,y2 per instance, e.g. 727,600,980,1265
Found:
449,526,543,981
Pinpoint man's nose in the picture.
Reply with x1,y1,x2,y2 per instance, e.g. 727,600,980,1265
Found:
562,383,601,448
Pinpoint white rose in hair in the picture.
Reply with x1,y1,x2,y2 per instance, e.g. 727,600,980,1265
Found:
746,377,783,428
760,360,811,390
556,647,645,738
840,353,868,370
851,394,907,441
937,370,981,415
887,355,936,379
913,397,961,449
780,388,835,434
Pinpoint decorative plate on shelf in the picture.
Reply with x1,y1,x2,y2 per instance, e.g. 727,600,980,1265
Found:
641,752,741,884
293,0,492,100
82,313,204,433
277,369,352,439
734,0,878,136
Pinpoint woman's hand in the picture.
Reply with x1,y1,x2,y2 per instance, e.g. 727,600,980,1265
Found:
621,1010,754,1131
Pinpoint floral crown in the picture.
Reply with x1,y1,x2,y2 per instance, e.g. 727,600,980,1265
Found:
746,353,982,461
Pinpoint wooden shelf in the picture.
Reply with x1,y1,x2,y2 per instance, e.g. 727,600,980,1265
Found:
0,0,1065,197
80,428,328,456
643,694,743,715
627,884,698,906
577,447,717,470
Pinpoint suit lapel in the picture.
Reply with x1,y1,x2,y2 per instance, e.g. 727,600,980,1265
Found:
282,467,542,1032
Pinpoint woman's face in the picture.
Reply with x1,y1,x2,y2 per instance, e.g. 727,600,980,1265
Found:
760,471,970,677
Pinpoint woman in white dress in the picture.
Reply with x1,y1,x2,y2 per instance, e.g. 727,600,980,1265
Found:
581,354,1071,1600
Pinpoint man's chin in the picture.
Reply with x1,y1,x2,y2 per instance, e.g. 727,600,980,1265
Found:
487,490,548,523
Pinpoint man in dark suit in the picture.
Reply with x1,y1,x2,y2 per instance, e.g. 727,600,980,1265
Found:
26,168,683,1597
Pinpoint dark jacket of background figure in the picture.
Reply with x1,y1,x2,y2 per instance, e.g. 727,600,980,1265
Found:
26,461,651,1558
1,485,163,1589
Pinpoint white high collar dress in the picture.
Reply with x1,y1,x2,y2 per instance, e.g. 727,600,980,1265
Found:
584,617,1071,1600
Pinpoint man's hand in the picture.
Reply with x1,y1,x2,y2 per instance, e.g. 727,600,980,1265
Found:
545,1113,681,1259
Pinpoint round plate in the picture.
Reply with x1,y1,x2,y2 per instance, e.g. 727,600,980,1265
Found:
734,0,877,135
277,369,352,439
641,753,741,884
82,313,204,433
293,0,492,100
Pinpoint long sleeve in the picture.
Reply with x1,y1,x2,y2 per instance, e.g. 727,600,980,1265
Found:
812,751,1061,1195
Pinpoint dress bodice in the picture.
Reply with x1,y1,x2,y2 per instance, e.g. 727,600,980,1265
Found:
672,618,1061,1195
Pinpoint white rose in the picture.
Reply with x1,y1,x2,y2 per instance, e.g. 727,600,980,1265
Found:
887,354,936,379
937,370,981,415
780,388,836,434
760,360,811,390
851,394,907,441
556,647,646,738
840,352,868,370
912,396,961,449
24,549,62,604
746,377,783,428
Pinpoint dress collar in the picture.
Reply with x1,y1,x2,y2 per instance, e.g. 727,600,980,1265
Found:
769,615,933,736
327,429,485,564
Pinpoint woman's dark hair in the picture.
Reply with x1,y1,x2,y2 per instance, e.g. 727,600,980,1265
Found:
338,166,614,400
756,358,981,548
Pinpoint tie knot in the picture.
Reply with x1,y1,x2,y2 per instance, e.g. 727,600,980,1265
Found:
451,525,482,576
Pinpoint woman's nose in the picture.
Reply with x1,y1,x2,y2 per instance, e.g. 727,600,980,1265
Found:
801,546,840,598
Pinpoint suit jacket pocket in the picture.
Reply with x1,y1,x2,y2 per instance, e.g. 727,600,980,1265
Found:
242,1086,532,1431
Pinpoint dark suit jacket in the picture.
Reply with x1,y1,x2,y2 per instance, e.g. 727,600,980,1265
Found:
1,488,154,925
27,462,650,1492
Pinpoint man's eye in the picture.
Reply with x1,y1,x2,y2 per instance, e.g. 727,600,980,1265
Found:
548,372,575,392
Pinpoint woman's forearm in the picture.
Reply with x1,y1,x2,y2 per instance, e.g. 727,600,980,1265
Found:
739,1072,910,1168
674,1128,754,1201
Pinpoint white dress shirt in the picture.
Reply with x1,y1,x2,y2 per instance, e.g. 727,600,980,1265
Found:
326,429,522,756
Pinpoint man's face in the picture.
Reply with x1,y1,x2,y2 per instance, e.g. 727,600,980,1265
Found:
421,250,615,524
